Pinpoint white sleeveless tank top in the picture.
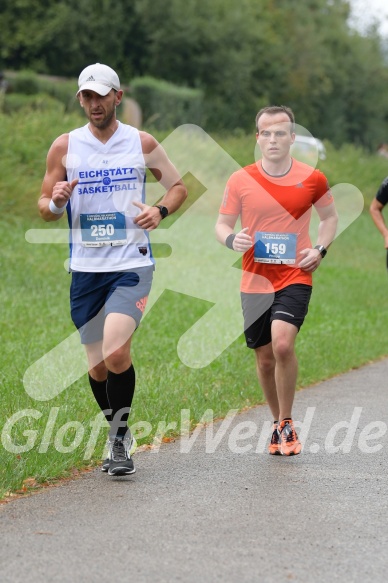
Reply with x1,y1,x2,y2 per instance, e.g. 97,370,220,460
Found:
65,121,153,272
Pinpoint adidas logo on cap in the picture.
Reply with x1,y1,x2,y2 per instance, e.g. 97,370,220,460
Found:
77,63,120,96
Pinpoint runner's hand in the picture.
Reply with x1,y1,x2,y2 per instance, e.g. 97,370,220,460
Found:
233,227,253,252
52,179,78,208
298,248,322,272
133,201,162,231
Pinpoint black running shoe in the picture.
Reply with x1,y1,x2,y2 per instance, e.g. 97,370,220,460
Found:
108,435,137,476
101,439,111,472
101,457,110,472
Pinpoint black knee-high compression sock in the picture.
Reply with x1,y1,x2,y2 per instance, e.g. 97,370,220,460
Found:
106,365,136,438
88,375,111,423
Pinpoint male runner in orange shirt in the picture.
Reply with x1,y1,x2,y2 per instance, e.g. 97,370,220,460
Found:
215,106,338,455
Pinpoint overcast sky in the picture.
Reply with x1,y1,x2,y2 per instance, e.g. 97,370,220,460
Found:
349,0,388,35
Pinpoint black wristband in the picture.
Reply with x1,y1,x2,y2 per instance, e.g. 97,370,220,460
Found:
225,234,236,250
314,244,327,258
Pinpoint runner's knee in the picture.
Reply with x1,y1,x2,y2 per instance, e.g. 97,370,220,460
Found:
255,347,275,375
272,337,295,362
103,346,131,372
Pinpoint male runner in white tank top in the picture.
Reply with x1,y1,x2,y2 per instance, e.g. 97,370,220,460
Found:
39,63,187,476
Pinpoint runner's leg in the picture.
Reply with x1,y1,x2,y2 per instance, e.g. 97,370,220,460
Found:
270,319,298,421
254,343,279,420
102,313,136,437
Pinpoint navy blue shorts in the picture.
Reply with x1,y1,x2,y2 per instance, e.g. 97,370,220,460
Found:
70,266,154,344
241,284,312,349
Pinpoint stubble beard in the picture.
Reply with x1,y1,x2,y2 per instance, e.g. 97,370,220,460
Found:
88,106,116,130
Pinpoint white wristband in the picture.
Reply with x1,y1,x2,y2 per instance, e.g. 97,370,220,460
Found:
49,199,66,215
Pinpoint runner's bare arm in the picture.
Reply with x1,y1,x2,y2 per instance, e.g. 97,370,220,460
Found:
133,132,188,231
299,201,338,270
370,198,388,248
314,200,338,250
38,134,78,222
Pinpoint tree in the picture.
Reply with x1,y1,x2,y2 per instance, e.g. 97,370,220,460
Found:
2,0,388,145
0,0,143,79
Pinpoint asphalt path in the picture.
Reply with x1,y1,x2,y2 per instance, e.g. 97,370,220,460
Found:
1,359,388,583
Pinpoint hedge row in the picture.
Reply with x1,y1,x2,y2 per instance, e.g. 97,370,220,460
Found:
1,70,80,115
130,76,204,130
1,71,205,130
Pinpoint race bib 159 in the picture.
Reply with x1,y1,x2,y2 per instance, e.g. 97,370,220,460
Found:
254,232,297,264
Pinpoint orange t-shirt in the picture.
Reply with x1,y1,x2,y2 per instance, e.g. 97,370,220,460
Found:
220,159,334,293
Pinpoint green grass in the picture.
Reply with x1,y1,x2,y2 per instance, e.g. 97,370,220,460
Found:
1,110,388,499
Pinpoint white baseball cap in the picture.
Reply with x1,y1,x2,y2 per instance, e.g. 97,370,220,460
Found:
77,63,120,96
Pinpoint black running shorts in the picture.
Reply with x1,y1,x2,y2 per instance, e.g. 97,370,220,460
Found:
241,283,312,349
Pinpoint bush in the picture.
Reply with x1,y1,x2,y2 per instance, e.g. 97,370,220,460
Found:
5,71,81,114
130,76,204,130
3,93,65,115
36,77,80,113
7,70,41,95
319,141,388,207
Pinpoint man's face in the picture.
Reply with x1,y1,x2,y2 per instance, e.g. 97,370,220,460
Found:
256,112,295,163
78,89,122,129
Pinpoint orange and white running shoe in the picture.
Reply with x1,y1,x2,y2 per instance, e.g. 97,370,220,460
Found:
268,422,281,455
278,419,302,456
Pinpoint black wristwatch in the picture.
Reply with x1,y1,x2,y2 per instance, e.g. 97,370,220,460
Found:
154,204,169,219
314,244,327,258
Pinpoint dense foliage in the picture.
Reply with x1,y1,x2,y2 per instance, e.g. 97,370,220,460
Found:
1,0,388,146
